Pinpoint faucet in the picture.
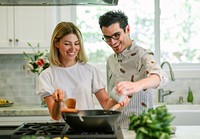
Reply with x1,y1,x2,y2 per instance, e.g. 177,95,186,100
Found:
158,61,175,102
158,89,174,103
161,61,175,81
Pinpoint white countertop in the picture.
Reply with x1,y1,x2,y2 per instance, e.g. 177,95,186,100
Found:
1,105,200,139
0,105,52,126
122,126,200,139
0,104,49,116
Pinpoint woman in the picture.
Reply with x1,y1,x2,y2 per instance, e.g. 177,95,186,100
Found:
37,22,125,120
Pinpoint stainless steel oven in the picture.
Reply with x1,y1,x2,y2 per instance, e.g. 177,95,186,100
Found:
0,125,18,139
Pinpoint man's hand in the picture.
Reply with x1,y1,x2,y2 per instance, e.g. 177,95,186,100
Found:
115,81,143,95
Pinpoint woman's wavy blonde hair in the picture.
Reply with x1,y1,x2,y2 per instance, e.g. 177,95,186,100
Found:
49,22,88,66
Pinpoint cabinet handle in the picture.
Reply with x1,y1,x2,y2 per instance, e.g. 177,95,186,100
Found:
9,39,12,42
15,39,19,42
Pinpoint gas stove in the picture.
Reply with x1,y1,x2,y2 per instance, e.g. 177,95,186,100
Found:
10,122,123,139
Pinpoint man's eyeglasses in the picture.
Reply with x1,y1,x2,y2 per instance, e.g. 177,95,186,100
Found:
102,32,121,42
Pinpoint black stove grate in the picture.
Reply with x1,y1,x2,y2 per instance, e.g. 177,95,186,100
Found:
10,122,123,139
12,122,65,135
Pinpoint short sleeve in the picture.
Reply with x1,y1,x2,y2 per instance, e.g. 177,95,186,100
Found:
37,68,54,99
90,65,106,94
141,51,169,89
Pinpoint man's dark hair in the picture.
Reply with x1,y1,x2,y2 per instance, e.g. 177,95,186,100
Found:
99,10,128,31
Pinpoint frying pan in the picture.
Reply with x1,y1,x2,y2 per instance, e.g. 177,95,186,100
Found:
61,109,121,130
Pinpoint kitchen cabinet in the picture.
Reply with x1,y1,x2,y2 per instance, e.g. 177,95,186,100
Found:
0,6,72,54
123,126,200,139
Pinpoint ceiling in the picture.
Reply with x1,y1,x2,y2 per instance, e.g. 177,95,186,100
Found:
0,0,119,6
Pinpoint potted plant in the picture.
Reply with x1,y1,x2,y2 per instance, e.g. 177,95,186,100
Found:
129,103,175,139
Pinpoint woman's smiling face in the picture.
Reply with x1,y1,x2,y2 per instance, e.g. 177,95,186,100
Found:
56,33,80,64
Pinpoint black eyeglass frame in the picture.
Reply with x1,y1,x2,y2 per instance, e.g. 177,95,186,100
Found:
102,32,121,42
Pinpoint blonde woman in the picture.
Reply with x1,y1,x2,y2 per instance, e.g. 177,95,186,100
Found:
37,22,126,120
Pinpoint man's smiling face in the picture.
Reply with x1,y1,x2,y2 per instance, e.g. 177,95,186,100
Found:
101,22,130,54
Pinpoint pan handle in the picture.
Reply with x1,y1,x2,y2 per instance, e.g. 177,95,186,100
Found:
61,124,70,138
110,103,122,111
110,96,130,111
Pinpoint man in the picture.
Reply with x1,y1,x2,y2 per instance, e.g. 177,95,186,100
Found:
98,10,169,128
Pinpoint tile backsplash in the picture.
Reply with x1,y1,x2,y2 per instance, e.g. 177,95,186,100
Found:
0,54,200,107
0,54,41,106
153,79,200,104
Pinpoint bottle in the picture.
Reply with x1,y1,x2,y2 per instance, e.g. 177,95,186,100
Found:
187,87,194,103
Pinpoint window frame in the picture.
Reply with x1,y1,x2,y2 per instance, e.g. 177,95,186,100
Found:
72,0,200,79
154,0,200,79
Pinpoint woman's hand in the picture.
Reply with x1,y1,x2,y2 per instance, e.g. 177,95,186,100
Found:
44,89,65,120
52,89,65,102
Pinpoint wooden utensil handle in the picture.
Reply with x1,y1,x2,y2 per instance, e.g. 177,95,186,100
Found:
110,103,121,111
61,107,79,113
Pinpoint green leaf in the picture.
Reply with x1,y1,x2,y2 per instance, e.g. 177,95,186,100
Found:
23,52,31,60
138,127,149,134
160,132,170,139
129,105,174,139
136,132,146,139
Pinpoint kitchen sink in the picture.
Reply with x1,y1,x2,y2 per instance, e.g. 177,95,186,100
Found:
154,104,200,125
166,104,200,111
154,103,200,111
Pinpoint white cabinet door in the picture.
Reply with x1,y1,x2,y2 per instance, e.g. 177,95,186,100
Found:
0,6,59,54
0,7,14,48
14,7,58,50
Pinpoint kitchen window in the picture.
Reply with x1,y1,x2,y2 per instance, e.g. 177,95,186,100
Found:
75,0,200,78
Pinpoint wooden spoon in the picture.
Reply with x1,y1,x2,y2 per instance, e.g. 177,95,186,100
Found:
61,99,84,122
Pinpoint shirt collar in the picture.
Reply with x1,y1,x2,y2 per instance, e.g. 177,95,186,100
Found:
116,40,136,58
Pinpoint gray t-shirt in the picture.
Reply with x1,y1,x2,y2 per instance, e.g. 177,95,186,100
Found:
37,61,106,110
